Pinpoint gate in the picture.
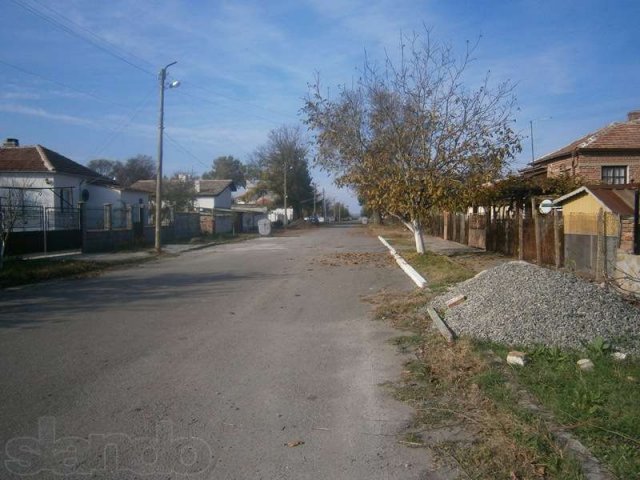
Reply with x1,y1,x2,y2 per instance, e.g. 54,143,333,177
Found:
2,206,81,255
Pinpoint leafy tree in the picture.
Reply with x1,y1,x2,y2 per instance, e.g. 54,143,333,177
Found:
253,126,314,217
164,173,196,212
473,174,585,210
304,31,521,253
202,155,246,188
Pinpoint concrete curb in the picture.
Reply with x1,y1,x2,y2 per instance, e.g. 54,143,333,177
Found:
378,236,427,288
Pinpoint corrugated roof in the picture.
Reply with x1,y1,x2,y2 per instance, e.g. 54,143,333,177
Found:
196,179,236,196
0,145,115,184
128,179,156,193
554,184,637,216
531,118,640,166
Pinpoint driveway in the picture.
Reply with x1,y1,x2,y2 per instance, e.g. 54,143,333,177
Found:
0,225,451,479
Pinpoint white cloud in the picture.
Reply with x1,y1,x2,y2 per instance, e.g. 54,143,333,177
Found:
0,103,97,127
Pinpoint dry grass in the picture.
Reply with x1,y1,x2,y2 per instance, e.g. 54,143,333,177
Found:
369,287,585,479
315,252,394,268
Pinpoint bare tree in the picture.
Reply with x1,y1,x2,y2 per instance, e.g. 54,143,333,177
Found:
0,178,36,269
304,31,521,253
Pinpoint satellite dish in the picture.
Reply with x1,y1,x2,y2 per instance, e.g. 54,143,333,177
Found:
539,199,553,214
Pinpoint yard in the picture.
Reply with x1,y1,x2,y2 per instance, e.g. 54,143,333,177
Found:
371,223,640,479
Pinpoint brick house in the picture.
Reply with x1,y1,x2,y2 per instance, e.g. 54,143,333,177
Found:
521,111,640,184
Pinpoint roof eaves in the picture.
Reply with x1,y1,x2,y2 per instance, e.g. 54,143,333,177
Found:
35,145,54,172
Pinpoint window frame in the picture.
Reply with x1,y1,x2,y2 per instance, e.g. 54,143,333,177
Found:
601,165,627,185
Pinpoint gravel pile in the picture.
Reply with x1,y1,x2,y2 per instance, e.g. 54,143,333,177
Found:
431,261,640,355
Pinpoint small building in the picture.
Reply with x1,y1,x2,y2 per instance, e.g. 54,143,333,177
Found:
521,111,640,183
554,184,637,277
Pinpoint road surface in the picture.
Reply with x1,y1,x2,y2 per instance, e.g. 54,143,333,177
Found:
0,225,450,479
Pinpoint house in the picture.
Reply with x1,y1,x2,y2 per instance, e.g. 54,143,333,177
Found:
130,178,238,234
521,111,640,184
0,139,150,229
553,184,638,277
231,204,268,233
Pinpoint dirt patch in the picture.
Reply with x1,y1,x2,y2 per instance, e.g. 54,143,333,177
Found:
314,252,394,268
448,251,510,274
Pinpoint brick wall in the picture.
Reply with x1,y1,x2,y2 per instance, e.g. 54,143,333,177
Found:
620,217,635,253
550,153,640,183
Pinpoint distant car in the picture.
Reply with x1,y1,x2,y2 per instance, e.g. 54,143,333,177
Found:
308,215,320,225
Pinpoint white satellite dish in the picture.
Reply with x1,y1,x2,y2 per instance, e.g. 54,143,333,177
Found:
539,199,554,214
257,218,272,236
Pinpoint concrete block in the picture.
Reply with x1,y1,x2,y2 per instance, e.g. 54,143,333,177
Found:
577,358,595,371
506,351,527,366
446,295,466,308
612,352,628,361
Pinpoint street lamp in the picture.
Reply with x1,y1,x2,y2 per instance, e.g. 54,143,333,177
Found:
155,61,180,254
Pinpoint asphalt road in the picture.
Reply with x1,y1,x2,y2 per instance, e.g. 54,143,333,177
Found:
0,225,451,479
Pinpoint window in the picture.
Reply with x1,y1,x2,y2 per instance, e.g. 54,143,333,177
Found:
58,188,73,211
601,166,627,184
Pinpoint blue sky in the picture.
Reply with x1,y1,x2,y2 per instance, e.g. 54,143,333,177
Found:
1,0,639,213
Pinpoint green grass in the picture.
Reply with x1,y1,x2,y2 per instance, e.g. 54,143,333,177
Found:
404,251,474,289
510,344,640,478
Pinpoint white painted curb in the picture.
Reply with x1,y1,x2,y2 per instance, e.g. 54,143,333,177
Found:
378,236,428,288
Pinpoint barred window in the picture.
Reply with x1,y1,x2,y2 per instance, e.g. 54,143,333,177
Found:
601,166,627,184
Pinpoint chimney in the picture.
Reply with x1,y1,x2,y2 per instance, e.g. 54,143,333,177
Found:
2,138,19,148
628,111,640,122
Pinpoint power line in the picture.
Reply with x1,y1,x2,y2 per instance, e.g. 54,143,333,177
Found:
9,0,154,76
183,81,299,123
164,132,210,170
90,91,154,159
0,58,131,109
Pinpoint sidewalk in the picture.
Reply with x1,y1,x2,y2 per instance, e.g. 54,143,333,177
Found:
422,234,482,256
23,241,220,263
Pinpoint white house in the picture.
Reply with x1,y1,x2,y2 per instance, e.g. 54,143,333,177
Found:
0,139,150,230
193,180,237,233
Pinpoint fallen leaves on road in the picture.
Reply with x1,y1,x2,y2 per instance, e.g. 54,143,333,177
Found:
285,440,305,447
315,252,393,268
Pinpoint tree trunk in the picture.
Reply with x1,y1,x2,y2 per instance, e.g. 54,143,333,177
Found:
413,220,425,254
0,238,5,270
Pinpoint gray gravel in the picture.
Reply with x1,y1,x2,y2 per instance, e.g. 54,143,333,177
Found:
431,261,640,355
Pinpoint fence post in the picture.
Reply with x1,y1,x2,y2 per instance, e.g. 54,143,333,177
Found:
126,204,132,229
104,203,112,231
78,201,86,253
595,208,605,281
553,209,561,269
517,205,524,260
532,198,541,264
42,206,47,254
452,212,457,242
443,212,449,240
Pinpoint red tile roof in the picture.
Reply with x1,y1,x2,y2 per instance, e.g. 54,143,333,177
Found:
0,145,115,184
533,118,640,165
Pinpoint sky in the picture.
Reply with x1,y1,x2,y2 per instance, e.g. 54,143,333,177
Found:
1,0,639,214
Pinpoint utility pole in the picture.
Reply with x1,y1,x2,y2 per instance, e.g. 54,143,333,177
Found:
155,61,178,254
312,183,317,216
322,188,327,221
283,163,288,228
529,120,535,162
